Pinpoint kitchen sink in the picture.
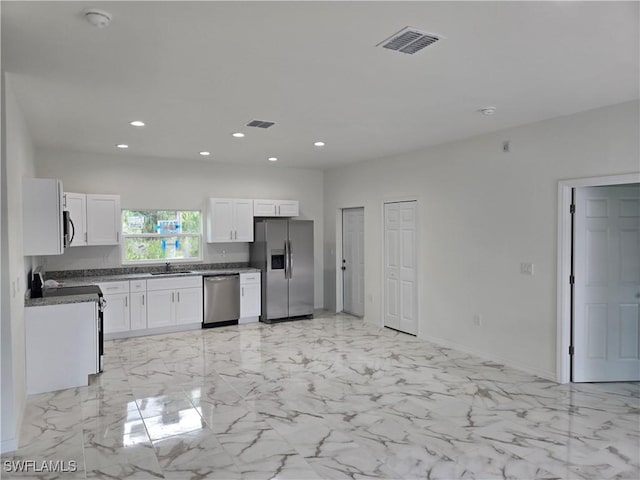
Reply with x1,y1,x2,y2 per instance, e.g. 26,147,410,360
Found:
150,270,194,275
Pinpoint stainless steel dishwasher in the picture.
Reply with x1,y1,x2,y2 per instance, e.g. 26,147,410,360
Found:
203,275,240,327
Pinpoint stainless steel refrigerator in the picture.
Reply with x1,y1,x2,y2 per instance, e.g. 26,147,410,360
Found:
250,219,314,323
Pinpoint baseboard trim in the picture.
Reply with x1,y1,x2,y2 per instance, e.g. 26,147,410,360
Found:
1,437,18,454
105,323,201,340
421,334,556,381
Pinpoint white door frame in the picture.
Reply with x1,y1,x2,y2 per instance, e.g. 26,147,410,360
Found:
335,209,343,314
556,172,640,383
342,207,365,317
382,197,420,336
335,206,365,314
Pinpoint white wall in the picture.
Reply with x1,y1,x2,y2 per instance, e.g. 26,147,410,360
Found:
1,73,36,452
324,100,640,379
35,150,325,308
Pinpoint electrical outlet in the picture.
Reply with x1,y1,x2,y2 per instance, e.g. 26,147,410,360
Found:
520,262,534,275
473,314,482,326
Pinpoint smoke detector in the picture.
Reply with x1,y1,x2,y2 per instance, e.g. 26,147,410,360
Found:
84,9,112,28
377,26,443,55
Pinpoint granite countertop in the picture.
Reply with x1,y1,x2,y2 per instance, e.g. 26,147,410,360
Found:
54,267,260,287
25,293,100,308
25,264,261,306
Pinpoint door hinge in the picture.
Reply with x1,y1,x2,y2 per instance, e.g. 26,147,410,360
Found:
570,204,575,214
569,275,575,285
569,345,574,356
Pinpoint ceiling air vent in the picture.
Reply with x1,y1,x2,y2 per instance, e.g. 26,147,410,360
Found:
377,27,442,55
246,120,275,128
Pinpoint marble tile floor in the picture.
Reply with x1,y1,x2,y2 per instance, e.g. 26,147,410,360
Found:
2,313,639,480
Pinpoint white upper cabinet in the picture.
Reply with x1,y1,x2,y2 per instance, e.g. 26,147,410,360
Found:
66,193,121,246
86,194,121,245
206,198,254,243
253,199,299,217
64,192,87,246
276,200,299,217
234,199,254,241
23,178,64,255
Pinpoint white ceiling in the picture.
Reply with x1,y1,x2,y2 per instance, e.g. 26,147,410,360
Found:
3,1,638,169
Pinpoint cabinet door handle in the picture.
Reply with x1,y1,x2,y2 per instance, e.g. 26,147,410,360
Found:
85,232,88,243
177,291,180,302
278,205,280,215
125,295,128,307
242,286,244,297
172,292,175,302
235,230,238,240
142,294,145,306
117,232,120,243
230,230,233,240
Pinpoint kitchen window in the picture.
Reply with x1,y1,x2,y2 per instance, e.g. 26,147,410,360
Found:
122,210,202,264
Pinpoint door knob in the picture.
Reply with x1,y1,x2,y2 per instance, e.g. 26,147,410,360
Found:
341,266,346,271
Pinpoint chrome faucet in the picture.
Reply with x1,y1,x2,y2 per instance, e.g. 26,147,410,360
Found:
165,262,171,272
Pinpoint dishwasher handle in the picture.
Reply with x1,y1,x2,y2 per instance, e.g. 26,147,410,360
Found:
205,275,239,283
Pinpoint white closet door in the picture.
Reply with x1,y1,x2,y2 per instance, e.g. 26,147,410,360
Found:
384,201,418,335
343,208,364,317
574,184,640,382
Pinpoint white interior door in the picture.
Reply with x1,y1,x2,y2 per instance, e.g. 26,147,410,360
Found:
384,201,418,335
574,184,640,382
342,208,364,317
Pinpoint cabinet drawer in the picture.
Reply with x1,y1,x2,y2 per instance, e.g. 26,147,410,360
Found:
147,275,203,291
130,280,147,292
97,281,129,295
240,273,260,284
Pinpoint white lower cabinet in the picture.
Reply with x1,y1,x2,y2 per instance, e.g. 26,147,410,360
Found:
26,301,99,394
239,272,261,323
175,287,203,324
147,276,203,328
101,276,202,337
99,281,130,334
146,290,174,328
129,280,148,331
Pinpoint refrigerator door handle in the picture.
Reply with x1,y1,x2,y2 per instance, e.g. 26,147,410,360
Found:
284,240,289,279
288,239,293,278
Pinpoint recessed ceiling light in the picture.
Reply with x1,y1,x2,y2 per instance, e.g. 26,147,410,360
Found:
129,120,145,127
116,144,128,149
232,132,245,138
314,141,326,147
479,107,497,116
268,157,278,162
199,151,211,156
